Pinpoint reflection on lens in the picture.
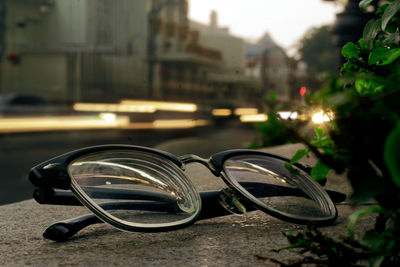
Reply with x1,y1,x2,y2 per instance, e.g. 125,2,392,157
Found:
223,155,336,220
68,150,201,229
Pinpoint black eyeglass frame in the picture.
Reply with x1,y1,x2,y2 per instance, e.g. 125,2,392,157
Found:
29,144,339,236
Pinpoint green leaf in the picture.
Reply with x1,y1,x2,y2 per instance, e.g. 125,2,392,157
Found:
322,147,334,155
370,256,385,267
348,206,388,240
311,126,334,150
363,19,381,50
382,0,400,30
311,160,330,181
368,46,400,65
314,125,325,139
385,20,398,33
290,149,309,164
362,231,386,252
369,46,386,64
384,121,400,187
341,42,360,59
359,0,374,9
355,79,384,96
358,38,368,51
376,4,389,17
311,137,333,149
284,232,312,248
340,61,360,75
379,48,400,65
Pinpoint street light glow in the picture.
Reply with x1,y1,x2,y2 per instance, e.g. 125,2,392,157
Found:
278,111,298,120
99,113,117,122
312,111,334,124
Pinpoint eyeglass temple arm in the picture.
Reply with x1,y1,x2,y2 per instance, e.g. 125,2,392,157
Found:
41,190,236,241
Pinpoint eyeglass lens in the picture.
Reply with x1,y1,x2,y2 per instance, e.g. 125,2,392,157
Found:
67,150,201,228
223,155,335,220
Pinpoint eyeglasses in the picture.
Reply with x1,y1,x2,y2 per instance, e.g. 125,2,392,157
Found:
29,145,344,241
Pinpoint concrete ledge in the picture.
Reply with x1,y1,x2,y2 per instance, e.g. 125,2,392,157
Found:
0,144,372,266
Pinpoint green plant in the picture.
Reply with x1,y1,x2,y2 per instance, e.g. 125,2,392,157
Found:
262,0,400,265
251,93,300,148
251,110,293,148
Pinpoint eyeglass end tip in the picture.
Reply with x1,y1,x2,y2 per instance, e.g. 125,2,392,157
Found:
43,223,72,242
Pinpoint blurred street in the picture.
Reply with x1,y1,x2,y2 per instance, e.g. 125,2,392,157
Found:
0,120,261,205
0,0,342,207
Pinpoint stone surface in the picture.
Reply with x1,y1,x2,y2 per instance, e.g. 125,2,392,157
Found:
0,144,373,266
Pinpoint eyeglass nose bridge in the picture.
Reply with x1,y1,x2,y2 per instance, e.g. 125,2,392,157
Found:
179,154,220,176
179,154,248,215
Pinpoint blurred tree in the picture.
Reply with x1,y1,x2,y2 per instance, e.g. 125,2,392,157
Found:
297,25,340,74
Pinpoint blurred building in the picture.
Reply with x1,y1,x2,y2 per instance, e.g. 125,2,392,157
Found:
190,11,259,107
149,0,223,104
245,32,306,104
0,0,224,105
0,0,149,103
0,0,265,109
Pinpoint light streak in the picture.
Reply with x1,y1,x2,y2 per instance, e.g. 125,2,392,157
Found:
212,109,232,117
120,100,197,112
234,108,258,116
73,102,156,113
239,114,268,123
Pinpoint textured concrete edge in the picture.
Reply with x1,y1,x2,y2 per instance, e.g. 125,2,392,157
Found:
0,143,369,266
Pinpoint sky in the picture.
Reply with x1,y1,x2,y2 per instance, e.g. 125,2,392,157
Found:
188,0,343,54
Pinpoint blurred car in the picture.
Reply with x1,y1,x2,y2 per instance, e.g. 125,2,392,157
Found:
0,94,53,116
